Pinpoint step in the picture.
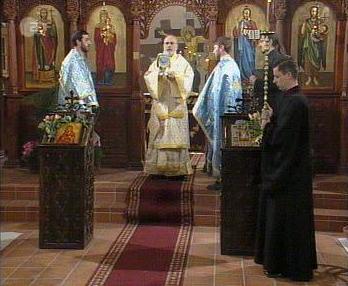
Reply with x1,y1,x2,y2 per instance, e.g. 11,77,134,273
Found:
0,197,219,226
314,175,348,194
3,199,346,231
314,208,348,232
313,190,348,210
0,182,129,202
0,199,126,223
1,182,220,203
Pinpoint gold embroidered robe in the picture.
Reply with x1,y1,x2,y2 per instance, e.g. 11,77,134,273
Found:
144,53,194,176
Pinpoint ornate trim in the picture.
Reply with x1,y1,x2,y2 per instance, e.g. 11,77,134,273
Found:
66,0,79,22
81,0,131,24
130,0,145,20
18,0,67,21
196,0,218,22
130,0,146,38
131,0,218,39
86,223,138,286
3,0,17,21
274,0,287,20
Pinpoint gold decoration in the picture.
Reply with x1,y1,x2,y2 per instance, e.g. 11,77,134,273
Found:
274,0,287,20
66,0,79,21
96,3,116,46
3,0,17,21
345,0,348,18
134,0,217,39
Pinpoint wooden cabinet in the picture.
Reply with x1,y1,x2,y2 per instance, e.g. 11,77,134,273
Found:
39,122,94,249
221,147,260,256
220,114,261,256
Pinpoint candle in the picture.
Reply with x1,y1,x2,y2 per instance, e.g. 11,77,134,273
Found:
266,0,272,28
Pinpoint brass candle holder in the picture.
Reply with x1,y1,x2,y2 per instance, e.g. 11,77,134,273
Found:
260,30,275,108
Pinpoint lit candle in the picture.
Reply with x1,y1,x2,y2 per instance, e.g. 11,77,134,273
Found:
266,0,272,28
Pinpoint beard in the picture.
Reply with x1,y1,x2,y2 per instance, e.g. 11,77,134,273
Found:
164,49,175,56
81,44,89,53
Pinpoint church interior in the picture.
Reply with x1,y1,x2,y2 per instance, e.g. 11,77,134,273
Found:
0,0,347,285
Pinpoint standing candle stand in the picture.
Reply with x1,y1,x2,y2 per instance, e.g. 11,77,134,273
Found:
260,30,275,107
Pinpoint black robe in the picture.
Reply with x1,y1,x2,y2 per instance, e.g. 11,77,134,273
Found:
254,86,317,281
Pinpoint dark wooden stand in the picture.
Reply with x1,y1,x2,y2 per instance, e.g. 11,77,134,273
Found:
220,113,261,256
0,150,7,185
39,119,94,249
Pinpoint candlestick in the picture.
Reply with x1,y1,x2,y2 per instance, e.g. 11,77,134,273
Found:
266,0,272,28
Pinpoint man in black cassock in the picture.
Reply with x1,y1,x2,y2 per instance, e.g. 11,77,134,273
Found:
254,58,317,281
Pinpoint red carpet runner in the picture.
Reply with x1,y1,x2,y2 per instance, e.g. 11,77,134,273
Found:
87,154,202,286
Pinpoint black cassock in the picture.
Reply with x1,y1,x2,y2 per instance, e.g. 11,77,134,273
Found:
255,86,317,281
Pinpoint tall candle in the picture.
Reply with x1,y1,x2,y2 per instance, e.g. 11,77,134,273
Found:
266,0,272,28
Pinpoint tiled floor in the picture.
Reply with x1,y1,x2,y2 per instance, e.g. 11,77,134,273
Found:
1,165,347,285
0,223,347,286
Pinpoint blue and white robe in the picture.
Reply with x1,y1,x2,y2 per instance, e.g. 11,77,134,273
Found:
58,48,98,107
193,54,242,177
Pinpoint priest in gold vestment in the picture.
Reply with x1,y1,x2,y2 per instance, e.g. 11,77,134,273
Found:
144,35,194,176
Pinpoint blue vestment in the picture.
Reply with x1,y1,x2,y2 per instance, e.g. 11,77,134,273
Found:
193,55,242,177
236,35,256,81
58,48,98,107
233,19,257,81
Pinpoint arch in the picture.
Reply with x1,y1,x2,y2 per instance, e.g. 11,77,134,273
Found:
141,1,209,39
19,0,67,22
87,4,128,87
287,0,343,20
218,0,266,24
291,1,337,88
225,3,267,75
82,0,131,24
140,5,207,93
20,4,65,89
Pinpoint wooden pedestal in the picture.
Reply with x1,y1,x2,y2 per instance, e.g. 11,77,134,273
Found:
39,143,94,249
221,147,260,256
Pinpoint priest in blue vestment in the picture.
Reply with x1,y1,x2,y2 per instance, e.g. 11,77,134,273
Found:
58,30,99,108
193,36,242,184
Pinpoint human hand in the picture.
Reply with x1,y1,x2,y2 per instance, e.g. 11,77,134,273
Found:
261,102,273,129
91,105,99,114
249,75,257,85
159,119,165,127
166,71,176,80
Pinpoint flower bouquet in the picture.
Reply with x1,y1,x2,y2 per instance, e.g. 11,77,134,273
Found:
247,111,263,144
21,140,39,172
38,113,88,143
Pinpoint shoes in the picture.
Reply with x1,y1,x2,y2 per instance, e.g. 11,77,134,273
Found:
264,270,283,278
168,175,186,181
202,164,207,173
207,183,222,191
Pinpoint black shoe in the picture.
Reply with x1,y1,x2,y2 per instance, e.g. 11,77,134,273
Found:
168,175,186,181
264,270,283,278
202,164,207,173
207,183,222,191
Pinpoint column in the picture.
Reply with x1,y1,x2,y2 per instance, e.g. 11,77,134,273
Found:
127,3,145,169
274,0,287,46
3,0,21,165
67,0,79,39
339,14,348,173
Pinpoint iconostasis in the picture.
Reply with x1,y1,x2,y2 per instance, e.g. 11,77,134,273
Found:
1,0,347,172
